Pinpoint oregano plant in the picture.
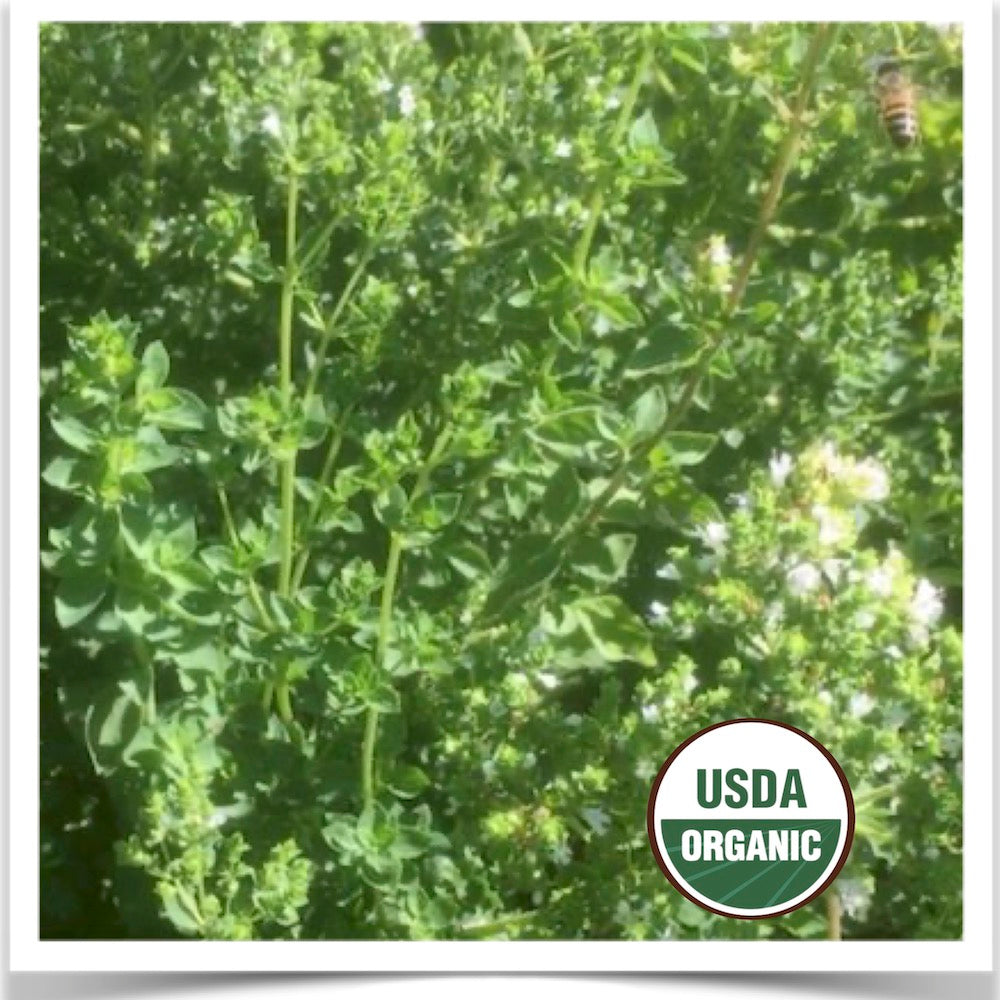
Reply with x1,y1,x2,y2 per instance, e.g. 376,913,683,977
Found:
41,21,962,940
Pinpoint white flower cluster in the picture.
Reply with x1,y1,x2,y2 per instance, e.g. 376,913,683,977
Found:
772,443,889,504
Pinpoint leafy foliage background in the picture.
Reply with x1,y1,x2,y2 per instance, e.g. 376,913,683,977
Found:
40,21,962,941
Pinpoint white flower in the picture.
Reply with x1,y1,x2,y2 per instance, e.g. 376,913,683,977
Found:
884,703,909,728
260,110,282,137
375,76,393,94
722,428,745,448
581,807,611,836
812,504,845,545
604,92,622,110
705,234,731,267
854,457,890,501
523,752,537,769
884,644,904,660
554,139,573,158
837,879,873,921
550,842,572,865
536,671,559,690
700,521,729,550
593,313,612,336
727,491,750,510
910,579,944,627
769,451,793,487
763,600,785,628
648,600,668,621
398,85,416,117
633,757,658,780
941,729,962,756
872,753,892,773
786,562,821,596
817,441,844,479
641,703,660,722
821,558,846,586
849,691,875,718
865,565,894,598
656,562,681,580
854,609,876,630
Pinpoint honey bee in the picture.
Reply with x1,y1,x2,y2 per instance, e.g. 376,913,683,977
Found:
873,57,920,148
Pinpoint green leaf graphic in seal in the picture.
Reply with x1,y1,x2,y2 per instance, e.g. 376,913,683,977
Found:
661,819,841,910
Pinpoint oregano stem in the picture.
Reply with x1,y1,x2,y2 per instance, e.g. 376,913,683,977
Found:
826,891,842,940
572,44,653,276
275,167,300,721
362,530,403,811
565,23,833,539
216,485,274,631
277,168,300,599
289,406,353,593
361,427,453,810
303,245,374,406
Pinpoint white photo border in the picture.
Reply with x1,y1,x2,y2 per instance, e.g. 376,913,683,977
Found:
9,0,994,973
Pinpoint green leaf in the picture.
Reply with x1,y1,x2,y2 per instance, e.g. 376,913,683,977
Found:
374,484,408,529
299,394,328,449
664,431,716,466
42,455,85,491
629,385,667,440
653,477,724,528
83,679,146,774
120,504,155,559
624,327,703,378
504,478,530,520
50,413,99,453
480,535,563,624
628,109,661,152
129,427,180,473
141,387,208,430
114,585,158,635
710,349,737,380
323,815,359,855
671,44,706,74
573,533,636,583
55,572,108,628
573,595,656,666
446,541,491,580
386,764,431,799
159,886,202,935
541,462,583,525
527,406,604,459
139,341,170,391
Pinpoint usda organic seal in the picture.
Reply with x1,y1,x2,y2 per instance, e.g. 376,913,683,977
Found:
647,719,854,919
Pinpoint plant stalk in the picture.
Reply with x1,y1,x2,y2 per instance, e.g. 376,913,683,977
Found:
362,531,403,811
275,167,300,719
565,23,833,539
573,44,654,276
826,891,842,940
303,246,374,405
289,405,354,592
360,427,453,809
277,169,300,598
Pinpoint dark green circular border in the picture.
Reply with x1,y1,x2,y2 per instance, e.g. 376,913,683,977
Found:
646,718,855,920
